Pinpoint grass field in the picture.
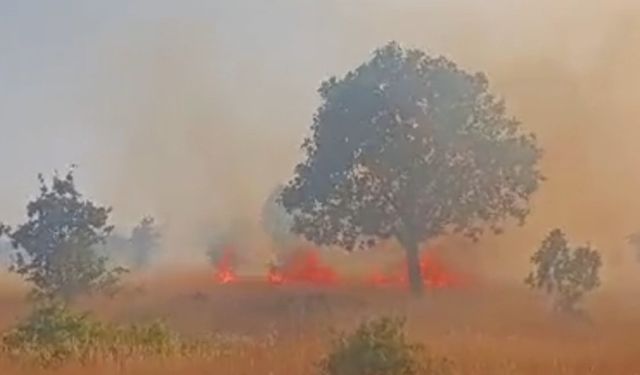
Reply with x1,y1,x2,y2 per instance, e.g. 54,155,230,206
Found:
1,269,639,375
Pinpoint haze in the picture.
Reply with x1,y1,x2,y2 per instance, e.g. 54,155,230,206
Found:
1,0,639,282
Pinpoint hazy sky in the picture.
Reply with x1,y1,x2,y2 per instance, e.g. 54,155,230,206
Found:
2,1,640,278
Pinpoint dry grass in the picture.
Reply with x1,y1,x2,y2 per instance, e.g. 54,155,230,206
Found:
1,269,639,374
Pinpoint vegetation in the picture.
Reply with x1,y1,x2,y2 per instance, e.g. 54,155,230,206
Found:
281,42,543,294
526,229,602,315
2,302,109,367
0,302,259,368
318,316,452,375
96,218,161,271
1,281,639,375
2,170,126,301
129,216,161,270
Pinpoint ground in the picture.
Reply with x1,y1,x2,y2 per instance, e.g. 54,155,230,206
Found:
1,269,639,375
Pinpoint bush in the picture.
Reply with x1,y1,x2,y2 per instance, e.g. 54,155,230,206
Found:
1,302,106,366
318,316,452,375
0,302,239,367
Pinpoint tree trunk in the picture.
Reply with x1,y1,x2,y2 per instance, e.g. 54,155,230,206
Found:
400,234,424,296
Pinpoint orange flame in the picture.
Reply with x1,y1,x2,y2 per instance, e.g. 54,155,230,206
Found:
366,252,463,289
213,250,237,285
267,264,284,285
213,246,466,290
267,249,338,286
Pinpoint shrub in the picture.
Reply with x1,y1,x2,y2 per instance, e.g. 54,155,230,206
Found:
0,302,246,367
1,302,105,366
317,316,452,375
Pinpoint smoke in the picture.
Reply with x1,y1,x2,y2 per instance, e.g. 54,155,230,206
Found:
32,0,640,283
88,17,309,265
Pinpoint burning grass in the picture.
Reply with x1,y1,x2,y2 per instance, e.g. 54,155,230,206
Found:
1,269,640,374
212,247,467,290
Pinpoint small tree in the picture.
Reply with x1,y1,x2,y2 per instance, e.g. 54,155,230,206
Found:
4,170,126,301
526,229,602,315
281,42,542,294
129,216,161,269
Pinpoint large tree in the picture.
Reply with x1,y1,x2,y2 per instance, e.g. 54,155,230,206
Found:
4,170,126,301
281,42,542,294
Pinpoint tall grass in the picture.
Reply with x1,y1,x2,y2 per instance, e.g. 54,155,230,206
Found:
1,271,640,374
1,302,276,369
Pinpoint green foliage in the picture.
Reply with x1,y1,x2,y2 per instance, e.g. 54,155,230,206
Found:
526,229,602,315
318,317,452,375
0,302,250,368
282,41,542,293
4,170,127,301
129,216,161,269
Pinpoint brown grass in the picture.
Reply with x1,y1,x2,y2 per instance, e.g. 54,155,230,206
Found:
1,269,639,374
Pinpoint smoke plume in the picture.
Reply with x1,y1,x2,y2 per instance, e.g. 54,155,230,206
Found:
5,0,640,285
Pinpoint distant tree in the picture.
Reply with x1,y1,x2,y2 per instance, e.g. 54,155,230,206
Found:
99,232,130,265
3,170,126,301
281,42,543,294
526,229,602,315
129,216,161,269
261,185,296,248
